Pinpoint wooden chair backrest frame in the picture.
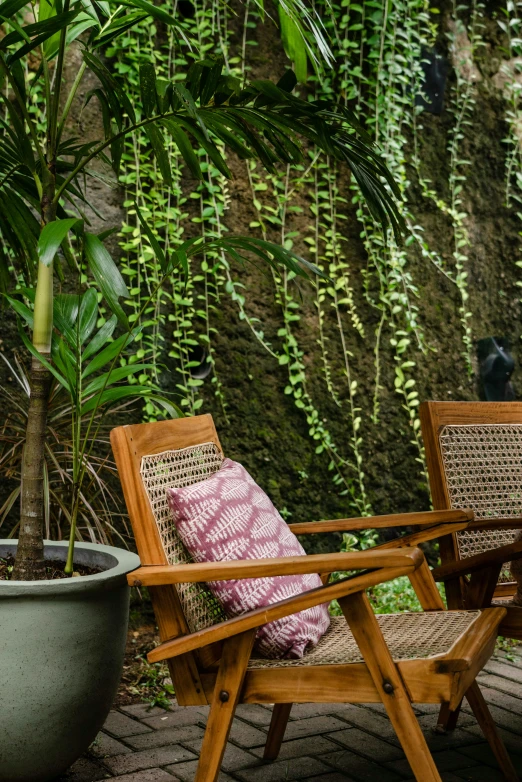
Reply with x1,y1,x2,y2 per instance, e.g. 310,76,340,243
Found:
111,414,223,706
420,401,522,599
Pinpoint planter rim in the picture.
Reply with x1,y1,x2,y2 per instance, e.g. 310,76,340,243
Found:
0,540,140,596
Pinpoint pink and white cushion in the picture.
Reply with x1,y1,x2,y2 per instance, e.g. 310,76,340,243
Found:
166,458,330,659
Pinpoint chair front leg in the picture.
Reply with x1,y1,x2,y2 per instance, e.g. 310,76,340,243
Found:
339,591,442,782
195,629,256,782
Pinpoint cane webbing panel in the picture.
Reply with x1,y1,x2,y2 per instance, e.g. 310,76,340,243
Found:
247,610,481,669
439,424,521,583
140,442,227,631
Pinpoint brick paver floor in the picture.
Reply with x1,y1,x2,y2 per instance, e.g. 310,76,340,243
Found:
58,651,522,782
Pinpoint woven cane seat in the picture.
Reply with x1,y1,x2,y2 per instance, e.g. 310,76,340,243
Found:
247,610,481,669
439,424,521,583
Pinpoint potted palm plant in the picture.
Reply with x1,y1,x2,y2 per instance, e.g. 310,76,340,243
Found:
0,1,402,779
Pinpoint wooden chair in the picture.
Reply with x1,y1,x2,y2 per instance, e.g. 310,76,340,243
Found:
111,414,518,782
420,401,522,732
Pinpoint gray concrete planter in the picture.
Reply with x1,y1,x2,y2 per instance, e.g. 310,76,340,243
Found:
0,540,140,782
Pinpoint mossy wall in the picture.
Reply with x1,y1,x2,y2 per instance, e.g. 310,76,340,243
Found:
2,1,522,550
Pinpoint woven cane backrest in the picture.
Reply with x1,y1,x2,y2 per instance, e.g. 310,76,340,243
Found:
140,442,227,631
439,424,521,582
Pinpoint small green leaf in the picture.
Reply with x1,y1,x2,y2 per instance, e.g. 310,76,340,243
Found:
37,218,79,268
84,232,129,328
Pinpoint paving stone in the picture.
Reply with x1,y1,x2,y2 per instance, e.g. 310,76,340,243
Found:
184,739,261,772
452,766,507,781
109,771,176,782
234,756,332,781
326,728,403,762
250,735,340,760
306,774,357,782
120,703,173,719
163,759,235,781
403,775,463,782
461,700,522,734
124,724,204,750
103,711,152,738
462,723,522,754
478,673,522,700
476,684,522,714
90,732,131,758
235,704,274,726
281,715,352,741
103,744,196,774
288,703,359,720
318,749,402,782
55,757,108,781
415,712,477,732
141,708,207,731
228,719,268,748
358,702,423,717
384,750,477,776
327,705,400,745
421,728,483,754
458,742,522,773
483,659,522,685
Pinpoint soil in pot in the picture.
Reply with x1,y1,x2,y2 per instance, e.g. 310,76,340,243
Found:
0,554,102,580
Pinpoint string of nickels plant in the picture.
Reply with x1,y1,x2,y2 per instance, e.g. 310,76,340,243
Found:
413,0,485,374
267,162,371,514
498,1,522,295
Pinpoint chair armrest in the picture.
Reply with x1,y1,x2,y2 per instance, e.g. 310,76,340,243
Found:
147,551,424,663
127,548,424,587
432,539,522,582
289,508,474,535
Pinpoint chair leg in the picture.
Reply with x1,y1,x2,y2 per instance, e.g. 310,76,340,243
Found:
195,629,256,782
465,681,519,782
264,703,293,760
339,592,442,782
436,701,461,733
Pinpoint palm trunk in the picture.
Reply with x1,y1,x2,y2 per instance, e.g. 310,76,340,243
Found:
12,176,56,581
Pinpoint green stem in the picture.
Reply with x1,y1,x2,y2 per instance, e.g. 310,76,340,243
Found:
56,61,87,146
32,262,54,353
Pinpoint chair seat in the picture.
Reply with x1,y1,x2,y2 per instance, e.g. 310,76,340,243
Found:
247,610,481,669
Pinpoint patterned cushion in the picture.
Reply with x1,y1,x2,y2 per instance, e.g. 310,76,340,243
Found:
166,458,330,659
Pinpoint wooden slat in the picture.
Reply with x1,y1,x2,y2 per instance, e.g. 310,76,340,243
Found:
110,416,222,706
408,559,445,611
433,541,522,581
200,660,454,705
289,508,473,535
465,565,502,609
148,565,418,663
435,608,506,675
498,605,522,640
373,522,471,552
128,547,424,587
195,630,256,782
469,517,522,530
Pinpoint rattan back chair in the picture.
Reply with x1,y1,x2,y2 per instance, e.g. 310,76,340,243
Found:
111,414,518,782
420,402,522,627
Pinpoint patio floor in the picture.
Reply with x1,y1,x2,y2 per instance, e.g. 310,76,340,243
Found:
60,649,522,782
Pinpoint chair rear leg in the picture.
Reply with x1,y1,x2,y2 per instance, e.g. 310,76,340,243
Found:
436,701,461,733
465,681,519,782
195,630,256,782
264,703,293,760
